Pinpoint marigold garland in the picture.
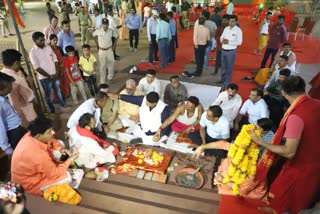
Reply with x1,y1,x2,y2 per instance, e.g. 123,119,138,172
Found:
222,124,261,195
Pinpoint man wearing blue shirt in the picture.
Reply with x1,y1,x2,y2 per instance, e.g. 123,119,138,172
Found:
156,13,171,69
0,72,26,156
124,8,142,52
57,20,78,56
167,12,176,63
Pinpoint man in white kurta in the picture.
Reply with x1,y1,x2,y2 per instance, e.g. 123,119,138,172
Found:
68,113,118,169
211,83,242,128
67,92,108,131
136,69,161,95
117,92,170,145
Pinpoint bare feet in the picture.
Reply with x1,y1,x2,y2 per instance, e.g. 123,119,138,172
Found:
214,172,223,182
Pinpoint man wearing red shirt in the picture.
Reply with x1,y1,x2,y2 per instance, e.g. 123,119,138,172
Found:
260,15,288,68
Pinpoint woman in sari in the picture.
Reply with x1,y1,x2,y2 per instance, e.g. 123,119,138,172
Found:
49,34,70,99
120,0,129,39
193,118,274,200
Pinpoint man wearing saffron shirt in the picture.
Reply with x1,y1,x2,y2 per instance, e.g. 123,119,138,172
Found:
251,76,320,214
68,113,119,169
260,15,288,68
11,117,79,195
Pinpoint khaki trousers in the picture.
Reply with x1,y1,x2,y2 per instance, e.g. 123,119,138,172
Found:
98,49,114,83
80,25,90,45
70,80,87,104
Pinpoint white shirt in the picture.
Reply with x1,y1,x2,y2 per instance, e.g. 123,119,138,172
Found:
227,2,234,15
29,45,58,80
95,15,103,30
220,25,242,50
212,91,242,128
260,18,270,34
67,98,102,129
239,99,269,124
166,2,174,12
264,65,292,89
200,113,230,139
147,17,158,41
107,15,119,34
68,126,116,169
137,77,161,95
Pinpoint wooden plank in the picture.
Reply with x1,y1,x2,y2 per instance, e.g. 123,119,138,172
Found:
79,189,188,214
103,174,219,200
25,194,107,214
79,178,219,214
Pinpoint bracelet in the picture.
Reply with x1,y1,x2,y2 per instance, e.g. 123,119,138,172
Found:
70,157,74,162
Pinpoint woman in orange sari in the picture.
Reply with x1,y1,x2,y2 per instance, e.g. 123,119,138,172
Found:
49,34,70,99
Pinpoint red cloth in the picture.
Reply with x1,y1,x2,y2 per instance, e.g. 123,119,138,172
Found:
215,26,224,51
51,46,70,98
171,120,200,133
64,56,82,83
76,125,119,156
263,95,320,213
309,72,320,100
4,0,25,28
219,194,267,214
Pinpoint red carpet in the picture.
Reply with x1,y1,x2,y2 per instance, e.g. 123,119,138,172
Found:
136,29,195,74
218,195,268,214
137,14,320,98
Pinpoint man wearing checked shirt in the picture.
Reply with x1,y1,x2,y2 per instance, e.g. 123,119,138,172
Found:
124,8,142,52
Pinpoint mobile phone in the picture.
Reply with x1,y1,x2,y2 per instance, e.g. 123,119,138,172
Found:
0,182,20,203
60,153,70,162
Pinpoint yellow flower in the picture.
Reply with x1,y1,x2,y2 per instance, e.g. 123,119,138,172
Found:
222,124,261,195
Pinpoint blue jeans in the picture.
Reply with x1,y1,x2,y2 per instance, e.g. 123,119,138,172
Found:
40,78,65,113
158,38,169,67
221,49,236,85
214,50,222,73
203,40,212,69
260,47,279,68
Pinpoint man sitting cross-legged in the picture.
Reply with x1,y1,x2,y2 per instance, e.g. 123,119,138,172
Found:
99,84,123,139
11,117,79,195
154,96,203,142
118,79,143,128
68,113,119,169
109,92,171,145
189,105,230,158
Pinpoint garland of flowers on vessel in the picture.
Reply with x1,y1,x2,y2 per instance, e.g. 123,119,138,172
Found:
222,124,261,195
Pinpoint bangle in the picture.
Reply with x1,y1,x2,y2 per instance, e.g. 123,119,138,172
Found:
70,157,74,162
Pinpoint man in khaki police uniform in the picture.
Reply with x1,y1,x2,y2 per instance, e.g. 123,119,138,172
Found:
78,6,92,46
92,18,118,83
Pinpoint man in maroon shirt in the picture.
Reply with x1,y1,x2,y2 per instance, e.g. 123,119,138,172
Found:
260,15,288,68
